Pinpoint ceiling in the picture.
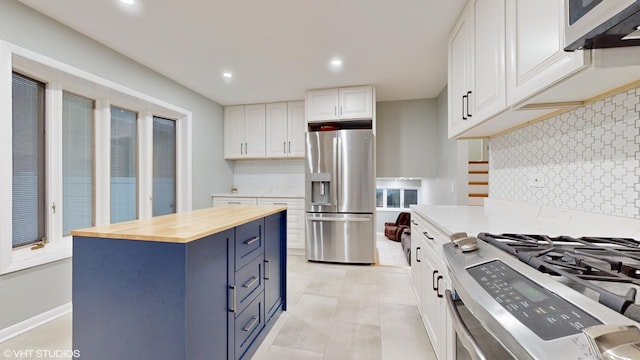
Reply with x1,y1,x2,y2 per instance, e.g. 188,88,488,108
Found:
18,0,466,105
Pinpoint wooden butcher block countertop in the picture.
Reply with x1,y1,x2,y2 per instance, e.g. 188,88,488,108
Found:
71,205,286,243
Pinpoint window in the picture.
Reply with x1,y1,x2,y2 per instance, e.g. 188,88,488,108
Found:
376,179,421,210
152,116,176,216
12,73,45,248
110,107,138,223
1,40,193,274
63,92,94,234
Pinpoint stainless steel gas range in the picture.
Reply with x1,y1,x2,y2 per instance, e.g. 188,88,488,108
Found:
444,233,640,360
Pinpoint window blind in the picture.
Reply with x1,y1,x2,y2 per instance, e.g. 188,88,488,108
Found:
152,117,176,216
12,73,45,248
63,92,94,234
110,107,137,223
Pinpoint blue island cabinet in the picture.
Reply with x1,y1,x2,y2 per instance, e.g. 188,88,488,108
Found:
72,209,286,360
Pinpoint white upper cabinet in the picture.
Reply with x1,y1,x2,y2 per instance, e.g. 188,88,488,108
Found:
506,0,589,106
265,102,288,157
306,85,374,122
449,0,506,138
224,105,245,159
224,104,266,159
287,101,306,157
265,101,305,158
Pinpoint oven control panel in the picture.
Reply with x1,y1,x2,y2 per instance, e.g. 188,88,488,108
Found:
468,260,601,340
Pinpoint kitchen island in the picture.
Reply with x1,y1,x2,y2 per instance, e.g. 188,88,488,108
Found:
71,205,287,360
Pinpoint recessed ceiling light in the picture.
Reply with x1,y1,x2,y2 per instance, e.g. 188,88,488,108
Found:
223,72,233,78
328,57,344,72
120,0,135,4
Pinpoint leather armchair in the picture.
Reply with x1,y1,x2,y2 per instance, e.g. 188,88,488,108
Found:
384,212,411,241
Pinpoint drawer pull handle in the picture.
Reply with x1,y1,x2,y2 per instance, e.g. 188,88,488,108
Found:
243,316,259,332
229,285,236,313
411,220,418,226
273,202,288,205
265,259,271,280
423,231,434,240
244,236,259,245
243,276,258,289
227,201,241,205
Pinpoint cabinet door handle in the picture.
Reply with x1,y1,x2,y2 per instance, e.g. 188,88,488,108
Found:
284,141,286,153
243,316,259,332
423,231,434,240
411,220,418,226
229,285,237,313
334,106,337,116
416,247,421,262
265,259,271,280
466,91,472,118
288,141,291,153
243,276,258,289
432,270,439,291
462,94,467,120
436,275,444,298
240,143,243,154
243,236,260,245
245,142,248,154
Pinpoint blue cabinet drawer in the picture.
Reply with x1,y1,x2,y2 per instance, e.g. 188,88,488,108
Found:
234,255,264,314
234,293,264,360
235,219,264,271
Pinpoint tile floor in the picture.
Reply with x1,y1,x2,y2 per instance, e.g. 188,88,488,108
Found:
0,234,436,360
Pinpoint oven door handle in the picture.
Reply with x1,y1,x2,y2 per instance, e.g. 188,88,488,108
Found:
445,290,487,360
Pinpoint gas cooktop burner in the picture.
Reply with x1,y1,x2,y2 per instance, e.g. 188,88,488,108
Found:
478,233,640,323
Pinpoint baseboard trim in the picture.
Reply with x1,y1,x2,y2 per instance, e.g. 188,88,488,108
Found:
0,302,72,343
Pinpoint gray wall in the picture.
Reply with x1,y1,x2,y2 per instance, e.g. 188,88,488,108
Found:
432,86,467,205
376,99,439,178
0,0,232,330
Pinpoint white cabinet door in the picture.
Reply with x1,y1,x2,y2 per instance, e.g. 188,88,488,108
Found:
243,104,266,158
506,0,589,106
339,86,373,119
287,101,306,157
448,2,474,138
471,0,506,120
306,89,339,121
257,198,305,249
410,237,425,313
265,102,288,158
224,106,245,159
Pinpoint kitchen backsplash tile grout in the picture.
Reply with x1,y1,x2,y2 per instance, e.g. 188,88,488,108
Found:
232,159,305,195
489,86,640,219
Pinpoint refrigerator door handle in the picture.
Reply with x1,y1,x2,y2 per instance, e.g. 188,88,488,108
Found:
307,217,371,222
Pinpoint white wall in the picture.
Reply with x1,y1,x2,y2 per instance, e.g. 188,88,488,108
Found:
0,0,232,331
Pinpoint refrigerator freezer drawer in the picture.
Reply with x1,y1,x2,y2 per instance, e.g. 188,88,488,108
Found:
305,213,375,264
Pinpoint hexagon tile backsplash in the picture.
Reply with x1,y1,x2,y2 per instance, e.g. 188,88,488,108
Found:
233,159,305,195
490,86,640,219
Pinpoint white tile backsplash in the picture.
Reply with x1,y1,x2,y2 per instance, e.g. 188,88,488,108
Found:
232,159,305,195
490,86,640,219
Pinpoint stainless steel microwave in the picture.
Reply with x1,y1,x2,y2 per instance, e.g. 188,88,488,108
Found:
565,0,640,50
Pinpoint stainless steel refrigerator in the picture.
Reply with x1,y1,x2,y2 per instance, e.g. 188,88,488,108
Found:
305,128,375,264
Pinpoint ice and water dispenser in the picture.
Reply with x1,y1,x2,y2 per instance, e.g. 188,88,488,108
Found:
309,173,331,205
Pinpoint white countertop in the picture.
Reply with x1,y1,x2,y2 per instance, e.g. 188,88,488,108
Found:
411,199,640,239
